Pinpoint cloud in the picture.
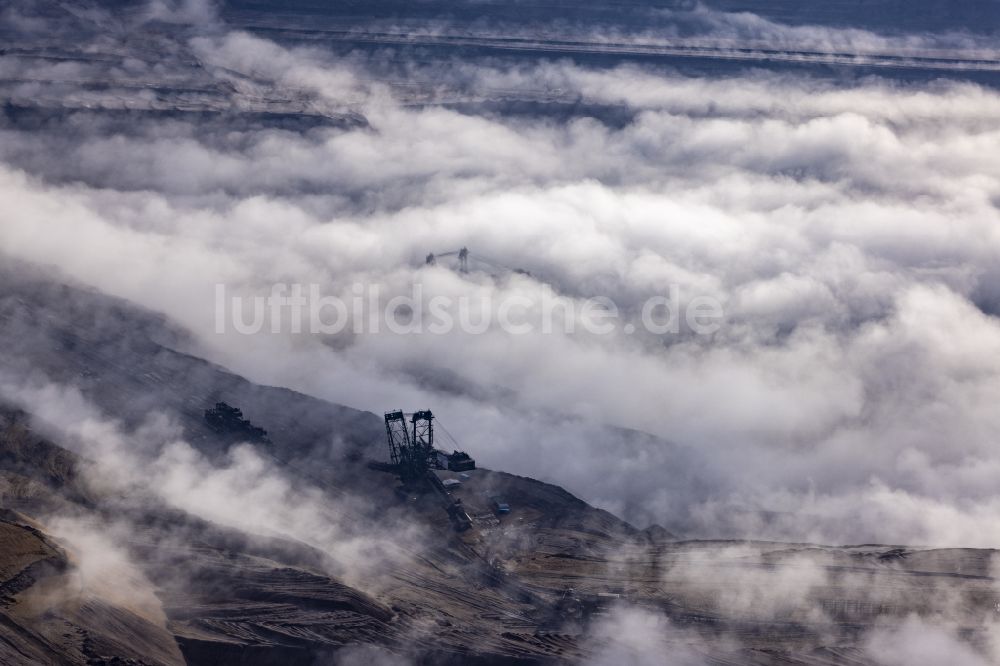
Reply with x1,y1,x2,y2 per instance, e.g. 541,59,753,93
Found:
0,376,423,590
46,516,171,628
2,4,1000,552
581,606,711,666
865,615,995,666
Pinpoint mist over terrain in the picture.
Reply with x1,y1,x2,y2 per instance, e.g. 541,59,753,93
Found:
0,0,1000,666
3,0,1000,549
4,2,1000,662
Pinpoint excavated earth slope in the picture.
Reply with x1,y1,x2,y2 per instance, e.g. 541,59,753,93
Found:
0,268,998,664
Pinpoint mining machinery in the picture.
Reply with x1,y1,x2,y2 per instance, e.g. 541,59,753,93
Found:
384,409,477,479
424,247,530,277
382,409,478,530
384,409,438,480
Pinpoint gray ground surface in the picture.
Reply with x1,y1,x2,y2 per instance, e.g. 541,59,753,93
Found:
2,2,999,663
0,266,997,665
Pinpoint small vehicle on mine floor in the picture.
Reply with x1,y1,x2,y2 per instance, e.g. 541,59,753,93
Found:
490,496,510,514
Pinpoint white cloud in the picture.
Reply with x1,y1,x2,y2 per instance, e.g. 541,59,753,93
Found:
866,615,995,666
581,606,710,666
3,16,1000,550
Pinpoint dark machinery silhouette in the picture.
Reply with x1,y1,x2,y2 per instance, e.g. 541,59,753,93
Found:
385,409,435,480
383,409,476,480
426,247,470,272
382,409,478,530
446,450,476,472
204,402,270,444
425,247,530,277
